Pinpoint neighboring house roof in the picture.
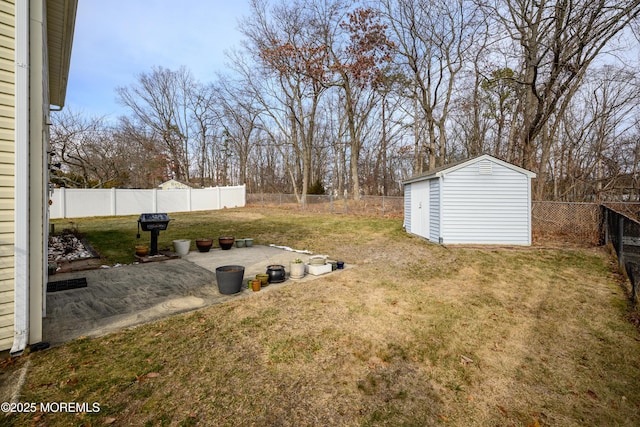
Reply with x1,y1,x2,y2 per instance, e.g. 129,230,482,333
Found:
46,0,78,107
159,179,192,189
402,154,536,184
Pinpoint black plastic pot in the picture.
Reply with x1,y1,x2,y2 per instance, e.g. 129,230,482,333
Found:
266,264,286,283
215,265,245,294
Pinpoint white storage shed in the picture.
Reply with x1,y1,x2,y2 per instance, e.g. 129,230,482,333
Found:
403,154,536,245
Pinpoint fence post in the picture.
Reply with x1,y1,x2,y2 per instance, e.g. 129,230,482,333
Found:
344,192,348,214
111,188,116,216
61,187,67,219
152,188,158,213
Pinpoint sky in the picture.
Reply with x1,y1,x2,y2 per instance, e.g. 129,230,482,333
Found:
65,0,252,120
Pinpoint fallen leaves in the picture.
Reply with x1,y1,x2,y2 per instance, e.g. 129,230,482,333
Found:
135,372,161,382
460,355,474,365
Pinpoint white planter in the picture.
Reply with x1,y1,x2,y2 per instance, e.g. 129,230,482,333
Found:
290,261,305,279
173,239,191,256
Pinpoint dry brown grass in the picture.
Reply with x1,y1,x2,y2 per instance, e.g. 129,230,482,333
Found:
5,208,640,426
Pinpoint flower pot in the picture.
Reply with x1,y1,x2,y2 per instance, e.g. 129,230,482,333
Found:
135,245,148,257
196,238,213,252
173,239,191,257
336,261,345,269
218,236,235,250
244,238,254,247
289,261,305,279
251,279,261,292
215,265,245,294
256,273,269,286
235,238,246,248
48,263,57,276
266,264,286,283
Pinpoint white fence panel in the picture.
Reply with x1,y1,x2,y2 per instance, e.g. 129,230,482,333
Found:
220,185,246,208
115,189,155,216
49,185,246,219
191,188,219,211
157,190,189,213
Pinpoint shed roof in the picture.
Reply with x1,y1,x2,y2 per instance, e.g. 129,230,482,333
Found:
402,154,536,185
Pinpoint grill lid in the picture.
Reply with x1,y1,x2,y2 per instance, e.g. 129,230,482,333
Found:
138,213,171,231
138,213,170,222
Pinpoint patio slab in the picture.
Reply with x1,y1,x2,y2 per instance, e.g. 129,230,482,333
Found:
42,245,344,347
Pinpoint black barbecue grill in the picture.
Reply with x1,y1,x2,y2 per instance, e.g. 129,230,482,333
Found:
137,213,172,255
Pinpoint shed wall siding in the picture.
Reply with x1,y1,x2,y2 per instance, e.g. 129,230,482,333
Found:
429,179,440,242
441,161,530,244
0,0,14,351
403,184,411,233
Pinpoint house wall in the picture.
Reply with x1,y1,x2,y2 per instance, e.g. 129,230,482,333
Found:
29,0,48,347
0,0,15,351
440,159,531,244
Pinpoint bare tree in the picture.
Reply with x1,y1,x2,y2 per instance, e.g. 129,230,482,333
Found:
240,0,331,202
487,0,640,198
50,110,127,188
382,0,481,172
188,82,218,187
325,5,396,199
117,66,195,181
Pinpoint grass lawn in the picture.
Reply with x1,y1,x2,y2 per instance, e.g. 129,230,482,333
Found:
5,207,640,426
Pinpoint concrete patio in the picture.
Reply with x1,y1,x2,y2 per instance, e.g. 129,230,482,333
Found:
43,245,346,346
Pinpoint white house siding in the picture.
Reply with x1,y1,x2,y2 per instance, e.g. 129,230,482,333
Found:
429,179,440,242
403,183,411,233
441,160,530,244
0,0,15,350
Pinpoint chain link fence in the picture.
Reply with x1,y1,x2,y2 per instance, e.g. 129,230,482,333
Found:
247,194,639,303
246,193,404,218
248,195,607,245
603,205,640,304
531,201,602,246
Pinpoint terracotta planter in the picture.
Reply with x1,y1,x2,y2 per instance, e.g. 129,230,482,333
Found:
218,236,235,250
135,245,148,257
251,279,261,292
196,238,213,252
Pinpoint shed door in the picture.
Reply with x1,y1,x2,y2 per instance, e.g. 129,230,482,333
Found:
410,180,430,238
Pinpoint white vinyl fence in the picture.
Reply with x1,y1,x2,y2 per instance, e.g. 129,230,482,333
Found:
49,185,246,219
